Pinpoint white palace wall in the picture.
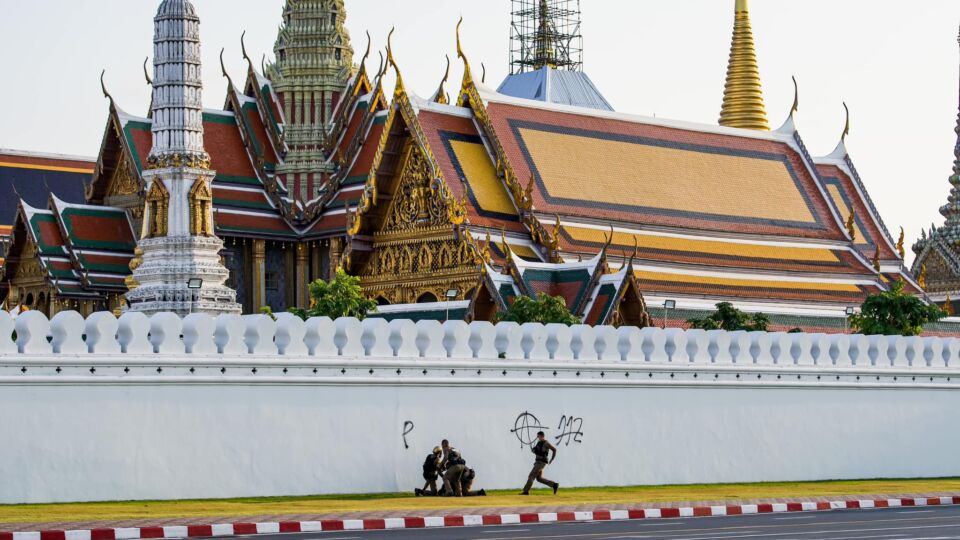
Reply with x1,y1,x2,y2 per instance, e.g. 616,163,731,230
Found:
1,310,959,504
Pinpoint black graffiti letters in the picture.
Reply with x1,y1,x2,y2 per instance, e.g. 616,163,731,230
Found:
402,420,414,449
555,415,584,446
511,412,584,448
510,411,548,448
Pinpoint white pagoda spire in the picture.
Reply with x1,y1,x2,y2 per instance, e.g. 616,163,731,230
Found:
126,0,240,316
148,0,208,165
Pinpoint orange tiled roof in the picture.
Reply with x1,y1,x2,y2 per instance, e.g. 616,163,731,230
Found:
485,101,848,241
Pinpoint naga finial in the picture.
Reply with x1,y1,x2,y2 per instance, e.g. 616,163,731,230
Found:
790,75,799,115
845,209,857,242
361,30,372,68
842,102,851,142
219,48,233,85
897,227,906,259
433,55,451,105
143,57,153,86
100,70,114,106
386,27,396,70
872,245,881,273
241,31,252,67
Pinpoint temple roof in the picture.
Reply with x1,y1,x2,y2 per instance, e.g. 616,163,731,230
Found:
480,95,848,242
0,150,91,238
497,67,613,112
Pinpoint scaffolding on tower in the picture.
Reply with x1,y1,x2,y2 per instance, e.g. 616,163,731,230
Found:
510,0,583,75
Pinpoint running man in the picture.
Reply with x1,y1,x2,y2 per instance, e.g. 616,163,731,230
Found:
520,431,559,495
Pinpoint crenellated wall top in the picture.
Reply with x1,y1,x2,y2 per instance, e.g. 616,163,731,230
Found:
2,311,960,376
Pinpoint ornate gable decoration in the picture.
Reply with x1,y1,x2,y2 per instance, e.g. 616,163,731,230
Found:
382,144,465,235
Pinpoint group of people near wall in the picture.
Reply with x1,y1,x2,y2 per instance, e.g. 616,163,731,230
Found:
415,433,560,497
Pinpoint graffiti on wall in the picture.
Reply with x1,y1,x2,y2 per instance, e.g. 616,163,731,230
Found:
511,411,584,448
402,420,415,449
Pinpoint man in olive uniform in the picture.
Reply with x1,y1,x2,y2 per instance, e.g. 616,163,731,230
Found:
442,446,468,497
520,431,559,495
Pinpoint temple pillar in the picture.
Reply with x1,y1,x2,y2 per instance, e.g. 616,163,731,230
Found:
252,239,266,312
329,237,343,278
296,243,310,308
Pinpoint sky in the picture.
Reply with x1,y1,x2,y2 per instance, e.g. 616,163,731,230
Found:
0,0,958,261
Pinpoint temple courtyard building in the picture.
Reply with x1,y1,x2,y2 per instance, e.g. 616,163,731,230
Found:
0,0,948,332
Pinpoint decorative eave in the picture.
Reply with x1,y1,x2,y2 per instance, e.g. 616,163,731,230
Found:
343,30,471,265
814,103,901,261
221,79,293,221
454,19,562,263
87,98,146,205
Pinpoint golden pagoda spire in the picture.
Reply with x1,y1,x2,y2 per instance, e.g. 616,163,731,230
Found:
719,0,770,131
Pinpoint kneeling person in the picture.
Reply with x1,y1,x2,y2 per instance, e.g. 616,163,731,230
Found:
442,446,468,497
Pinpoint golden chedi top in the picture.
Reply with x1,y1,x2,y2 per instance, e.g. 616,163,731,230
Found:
719,0,770,131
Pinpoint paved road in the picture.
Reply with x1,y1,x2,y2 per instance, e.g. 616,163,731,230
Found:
237,505,960,539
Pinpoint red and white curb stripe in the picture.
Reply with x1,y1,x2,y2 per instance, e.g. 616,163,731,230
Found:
4,496,958,540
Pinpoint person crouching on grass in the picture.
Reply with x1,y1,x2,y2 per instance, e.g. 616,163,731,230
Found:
520,431,559,495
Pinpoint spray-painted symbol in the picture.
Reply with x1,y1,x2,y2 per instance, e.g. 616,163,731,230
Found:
402,421,414,449
510,411,548,448
555,415,584,446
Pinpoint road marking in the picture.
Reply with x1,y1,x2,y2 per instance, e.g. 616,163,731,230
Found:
899,510,937,514
772,516,817,521
483,530,530,534
467,512,960,540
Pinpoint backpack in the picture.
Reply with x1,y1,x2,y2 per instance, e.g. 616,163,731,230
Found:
423,454,439,475
447,448,466,466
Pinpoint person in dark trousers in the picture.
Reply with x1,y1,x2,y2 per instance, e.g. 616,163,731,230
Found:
459,468,487,497
415,446,443,496
520,431,559,495
442,446,468,497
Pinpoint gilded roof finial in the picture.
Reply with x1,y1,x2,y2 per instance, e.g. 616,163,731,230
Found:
483,231,493,264
219,48,235,88
501,228,514,265
456,17,470,70
897,227,906,259
143,57,153,86
919,263,928,289
790,75,799,115
100,70,115,107
846,209,857,242
842,102,851,142
433,55,451,105
361,30,372,68
385,27,404,85
947,295,956,316
240,31,256,74
719,0,770,130
481,62,487,84
872,245,882,273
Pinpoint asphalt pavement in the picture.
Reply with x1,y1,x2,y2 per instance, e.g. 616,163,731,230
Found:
235,504,960,539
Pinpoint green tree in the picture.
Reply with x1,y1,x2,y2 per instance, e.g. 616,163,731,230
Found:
288,269,378,321
497,293,581,326
849,280,944,336
687,302,770,332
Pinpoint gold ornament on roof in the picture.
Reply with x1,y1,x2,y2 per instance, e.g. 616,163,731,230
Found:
946,295,956,316
718,0,770,130
872,245,881,273
845,209,857,242
919,264,928,289
897,227,906,259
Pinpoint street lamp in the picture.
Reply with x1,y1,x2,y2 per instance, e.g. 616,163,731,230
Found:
662,300,676,329
844,306,857,334
186,278,203,315
445,288,459,322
